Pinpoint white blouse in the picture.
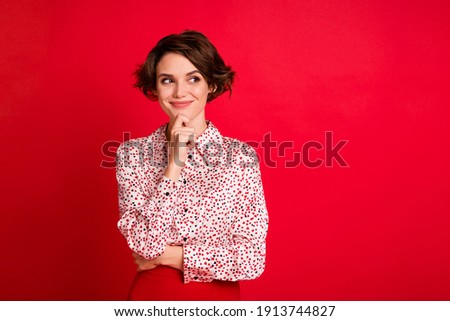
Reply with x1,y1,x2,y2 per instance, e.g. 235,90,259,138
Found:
116,121,269,283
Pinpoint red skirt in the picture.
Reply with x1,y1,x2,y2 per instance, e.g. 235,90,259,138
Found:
127,265,241,301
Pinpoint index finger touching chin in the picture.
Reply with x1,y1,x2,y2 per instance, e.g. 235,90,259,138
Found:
175,113,190,126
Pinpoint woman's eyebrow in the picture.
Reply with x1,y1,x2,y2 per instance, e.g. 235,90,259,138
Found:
186,70,200,76
158,70,200,78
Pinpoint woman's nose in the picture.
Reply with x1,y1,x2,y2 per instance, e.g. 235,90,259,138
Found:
173,82,187,98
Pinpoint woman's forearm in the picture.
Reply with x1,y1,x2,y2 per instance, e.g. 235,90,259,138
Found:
132,245,184,272
159,245,184,271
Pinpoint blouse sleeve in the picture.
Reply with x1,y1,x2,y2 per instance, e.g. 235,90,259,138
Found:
182,147,269,283
116,141,179,260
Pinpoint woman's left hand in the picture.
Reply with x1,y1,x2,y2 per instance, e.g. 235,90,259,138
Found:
132,245,184,272
132,252,160,272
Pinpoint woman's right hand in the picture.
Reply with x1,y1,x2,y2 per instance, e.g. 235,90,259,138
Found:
164,114,195,181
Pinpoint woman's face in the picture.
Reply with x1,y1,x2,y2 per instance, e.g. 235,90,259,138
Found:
155,52,211,123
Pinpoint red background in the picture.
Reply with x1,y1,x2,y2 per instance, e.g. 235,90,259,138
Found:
1,0,449,300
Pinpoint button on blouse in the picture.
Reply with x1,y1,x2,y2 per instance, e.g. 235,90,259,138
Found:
116,121,269,283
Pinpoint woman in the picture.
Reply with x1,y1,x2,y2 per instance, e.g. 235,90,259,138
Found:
116,30,268,301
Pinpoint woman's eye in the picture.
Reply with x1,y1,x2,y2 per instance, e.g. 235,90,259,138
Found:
189,76,200,83
161,78,173,84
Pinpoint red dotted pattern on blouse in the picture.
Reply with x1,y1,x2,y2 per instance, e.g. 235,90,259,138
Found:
116,121,269,283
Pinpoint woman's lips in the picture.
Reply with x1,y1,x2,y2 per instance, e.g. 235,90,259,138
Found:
170,101,193,108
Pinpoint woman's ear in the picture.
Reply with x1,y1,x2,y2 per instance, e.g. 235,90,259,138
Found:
209,85,217,93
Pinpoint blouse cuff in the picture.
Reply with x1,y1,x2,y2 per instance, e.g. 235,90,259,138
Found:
182,244,215,283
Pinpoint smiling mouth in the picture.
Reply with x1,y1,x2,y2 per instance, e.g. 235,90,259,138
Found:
170,101,193,108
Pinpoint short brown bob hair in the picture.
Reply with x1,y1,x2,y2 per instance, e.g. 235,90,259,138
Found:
133,30,235,102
